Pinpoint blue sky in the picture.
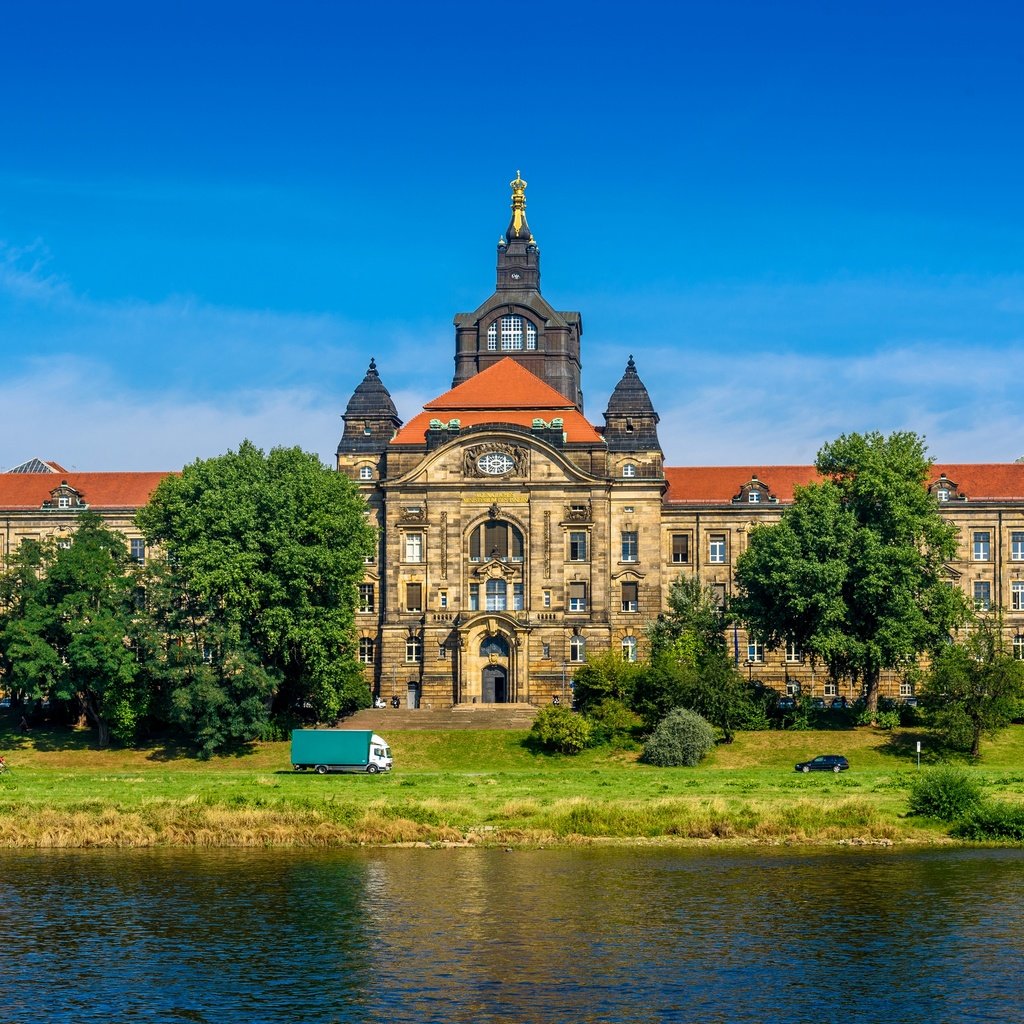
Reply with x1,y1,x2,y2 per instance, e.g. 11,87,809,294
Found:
2,0,1023,471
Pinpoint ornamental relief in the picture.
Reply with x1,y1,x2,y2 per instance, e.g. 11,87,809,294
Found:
463,443,529,478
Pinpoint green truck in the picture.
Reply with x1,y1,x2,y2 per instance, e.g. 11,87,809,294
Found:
290,729,393,775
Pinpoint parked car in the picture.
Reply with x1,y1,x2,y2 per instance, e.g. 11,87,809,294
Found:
810,697,825,709
830,698,847,710
795,754,850,773
777,697,796,711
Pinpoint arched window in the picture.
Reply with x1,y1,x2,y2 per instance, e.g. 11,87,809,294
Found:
358,637,375,665
359,466,373,480
405,636,422,663
469,521,524,562
618,630,634,663
622,463,637,478
486,578,507,611
486,315,537,352
480,634,509,657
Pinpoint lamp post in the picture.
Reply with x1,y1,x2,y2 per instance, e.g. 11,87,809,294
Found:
561,660,567,704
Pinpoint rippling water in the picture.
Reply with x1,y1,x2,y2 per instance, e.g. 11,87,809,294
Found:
1,846,1022,1023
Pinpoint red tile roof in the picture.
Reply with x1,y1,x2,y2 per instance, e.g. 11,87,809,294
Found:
0,472,172,510
393,359,603,445
664,463,1024,504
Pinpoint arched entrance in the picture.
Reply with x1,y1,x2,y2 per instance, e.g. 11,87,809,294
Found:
480,634,510,704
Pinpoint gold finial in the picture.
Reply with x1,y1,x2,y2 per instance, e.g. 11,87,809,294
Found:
509,170,528,237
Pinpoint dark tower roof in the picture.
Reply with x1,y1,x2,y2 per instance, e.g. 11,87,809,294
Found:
602,355,662,453
337,358,403,455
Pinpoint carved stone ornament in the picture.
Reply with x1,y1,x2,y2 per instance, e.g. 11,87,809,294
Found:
464,443,529,478
563,502,593,522
399,505,427,522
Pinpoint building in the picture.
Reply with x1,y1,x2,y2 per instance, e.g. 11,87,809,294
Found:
6,176,1024,708
335,175,1024,707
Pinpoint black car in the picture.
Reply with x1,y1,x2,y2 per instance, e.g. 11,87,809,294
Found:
795,754,849,773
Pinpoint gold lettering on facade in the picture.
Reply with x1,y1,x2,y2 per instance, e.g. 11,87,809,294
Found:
464,492,529,504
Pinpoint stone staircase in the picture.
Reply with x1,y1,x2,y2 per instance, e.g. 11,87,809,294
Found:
341,703,540,731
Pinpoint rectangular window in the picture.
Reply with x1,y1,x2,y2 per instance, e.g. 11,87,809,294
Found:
404,532,423,563
358,637,374,665
486,579,507,611
406,636,422,663
620,530,638,562
899,681,913,698
709,534,726,564
824,682,837,697
439,590,448,609
485,521,508,560
747,639,764,663
671,533,689,563
358,584,374,613
543,589,551,609
129,538,146,565
568,531,588,561
568,582,587,612
973,532,991,561
541,642,551,659
513,583,524,611
469,583,480,611
621,581,638,612
1013,581,1024,612
1015,635,1024,661
1013,532,1024,561
973,581,991,611
785,641,802,664
569,635,586,662
406,582,423,612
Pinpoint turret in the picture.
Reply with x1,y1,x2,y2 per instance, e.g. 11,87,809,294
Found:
336,358,402,460
602,356,662,454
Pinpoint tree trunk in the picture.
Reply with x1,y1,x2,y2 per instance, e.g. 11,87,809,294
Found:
864,668,880,720
971,726,982,759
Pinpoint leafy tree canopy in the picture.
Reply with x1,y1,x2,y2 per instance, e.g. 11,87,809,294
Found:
137,442,376,736
734,431,968,712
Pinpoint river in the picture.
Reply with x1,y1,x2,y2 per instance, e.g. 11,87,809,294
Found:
1,846,1021,1023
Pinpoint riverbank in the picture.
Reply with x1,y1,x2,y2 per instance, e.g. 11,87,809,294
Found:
1,721,1022,848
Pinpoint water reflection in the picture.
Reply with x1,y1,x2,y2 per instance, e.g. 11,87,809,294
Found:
0,847,1021,1023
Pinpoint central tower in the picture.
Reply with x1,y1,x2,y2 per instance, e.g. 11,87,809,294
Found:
451,173,584,410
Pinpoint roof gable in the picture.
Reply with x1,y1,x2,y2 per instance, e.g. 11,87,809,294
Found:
425,358,578,412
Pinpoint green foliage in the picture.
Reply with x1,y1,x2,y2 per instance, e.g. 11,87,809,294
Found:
921,618,1024,757
908,765,984,821
641,708,716,767
530,705,593,754
571,652,644,712
584,698,642,748
951,802,1024,842
735,431,969,712
138,442,375,751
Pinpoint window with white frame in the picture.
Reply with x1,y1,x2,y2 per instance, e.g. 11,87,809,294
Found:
526,321,537,349
359,466,373,480
569,635,586,662
57,495,71,509
469,583,480,611
620,530,638,562
973,532,991,561
937,488,950,502
568,531,588,561
622,463,637,478
1013,581,1024,611
486,578,507,611
747,639,764,663
405,635,422,663
358,583,374,613
1013,532,1024,561
568,582,587,612
500,314,525,350
974,580,991,611
358,637,374,665
439,590,448,609
621,581,638,612
824,682,837,697
621,636,638,662
513,583,524,610
900,680,913,698
748,491,761,503
671,534,689,563
404,532,423,562
709,535,726,564
130,538,146,565
487,321,498,350
785,641,802,663
1015,635,1024,661
543,589,552,608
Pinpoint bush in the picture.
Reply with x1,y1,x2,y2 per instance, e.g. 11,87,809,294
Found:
640,708,716,767
529,705,592,754
908,765,984,821
951,802,1024,842
585,698,642,748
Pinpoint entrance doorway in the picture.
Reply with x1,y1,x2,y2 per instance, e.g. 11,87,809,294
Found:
481,665,508,703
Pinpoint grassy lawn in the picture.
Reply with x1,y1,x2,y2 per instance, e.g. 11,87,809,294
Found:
1,710,1022,848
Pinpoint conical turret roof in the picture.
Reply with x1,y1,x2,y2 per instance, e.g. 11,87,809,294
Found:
343,358,399,421
604,355,659,421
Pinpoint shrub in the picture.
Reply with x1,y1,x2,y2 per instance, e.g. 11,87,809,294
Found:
908,765,984,821
585,698,642,748
951,802,1024,842
641,708,716,767
530,705,592,754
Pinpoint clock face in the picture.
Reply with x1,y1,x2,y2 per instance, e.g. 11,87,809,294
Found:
510,272,521,280
477,452,515,476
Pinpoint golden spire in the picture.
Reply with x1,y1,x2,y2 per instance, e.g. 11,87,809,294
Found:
509,170,528,237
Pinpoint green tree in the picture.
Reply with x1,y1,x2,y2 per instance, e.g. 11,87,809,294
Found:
734,432,968,714
571,651,644,712
640,576,758,740
920,618,1024,757
137,442,375,748
0,515,151,746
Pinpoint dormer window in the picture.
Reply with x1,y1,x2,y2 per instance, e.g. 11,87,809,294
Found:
486,315,537,352
58,496,71,509
748,491,761,503
359,466,373,481
937,488,950,502
622,464,637,478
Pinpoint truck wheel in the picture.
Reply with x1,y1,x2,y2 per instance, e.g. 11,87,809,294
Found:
366,764,380,774
315,765,328,775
